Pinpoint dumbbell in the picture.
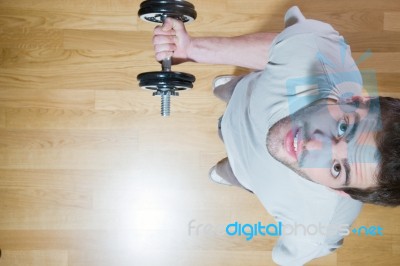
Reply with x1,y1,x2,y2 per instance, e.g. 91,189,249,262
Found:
137,0,197,116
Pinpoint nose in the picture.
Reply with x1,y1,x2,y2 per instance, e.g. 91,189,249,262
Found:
304,130,347,158
305,130,331,151
300,130,333,168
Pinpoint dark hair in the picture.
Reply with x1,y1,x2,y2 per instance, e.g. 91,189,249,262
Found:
340,97,400,207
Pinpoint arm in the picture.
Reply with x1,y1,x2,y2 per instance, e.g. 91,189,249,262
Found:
153,18,278,70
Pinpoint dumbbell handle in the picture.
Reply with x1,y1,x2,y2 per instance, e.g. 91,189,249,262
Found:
159,14,172,72
162,57,172,72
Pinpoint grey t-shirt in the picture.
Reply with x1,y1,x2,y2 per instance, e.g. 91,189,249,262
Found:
221,6,363,265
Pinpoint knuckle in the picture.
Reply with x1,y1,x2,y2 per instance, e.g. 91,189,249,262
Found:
153,25,162,34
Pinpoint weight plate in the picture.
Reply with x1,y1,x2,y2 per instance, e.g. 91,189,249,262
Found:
140,0,195,10
138,0,197,23
138,71,195,82
137,71,195,91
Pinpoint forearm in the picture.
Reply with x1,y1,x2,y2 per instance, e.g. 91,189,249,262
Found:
187,32,278,70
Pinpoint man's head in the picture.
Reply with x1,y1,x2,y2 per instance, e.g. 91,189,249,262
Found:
267,96,400,206
341,97,400,206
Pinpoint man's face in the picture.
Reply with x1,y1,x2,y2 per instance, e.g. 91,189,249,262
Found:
267,98,380,190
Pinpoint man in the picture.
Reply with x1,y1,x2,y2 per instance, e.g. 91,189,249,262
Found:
152,6,400,265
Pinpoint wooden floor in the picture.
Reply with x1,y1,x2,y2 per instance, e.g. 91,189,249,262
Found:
0,0,399,265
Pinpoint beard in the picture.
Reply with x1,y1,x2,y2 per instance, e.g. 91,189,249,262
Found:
265,100,330,181
266,117,311,180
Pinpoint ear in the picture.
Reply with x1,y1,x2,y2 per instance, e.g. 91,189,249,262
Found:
332,189,350,198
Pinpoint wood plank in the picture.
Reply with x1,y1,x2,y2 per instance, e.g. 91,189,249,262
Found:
0,48,4,65
0,0,139,12
394,236,400,255
344,32,400,52
0,230,120,249
138,12,283,34
0,230,275,251
308,253,337,266
0,148,138,170
2,54,397,96
0,129,138,150
185,10,384,34
188,2,389,34
375,73,400,93
0,201,266,231
0,29,63,49
0,89,94,109
4,108,225,151
227,0,400,13
353,52,400,73
0,108,5,129
63,30,149,50
95,89,226,115
0,250,68,266
95,89,164,110
0,166,217,191
0,49,149,68
0,49,148,68
0,188,92,210
68,250,274,266
307,11,383,33
384,12,400,32
0,68,138,90
0,8,136,31
91,187,262,212
338,234,398,265
0,60,241,92
0,170,143,190
4,108,152,129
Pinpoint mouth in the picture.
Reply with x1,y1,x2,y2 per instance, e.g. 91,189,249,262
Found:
285,127,302,161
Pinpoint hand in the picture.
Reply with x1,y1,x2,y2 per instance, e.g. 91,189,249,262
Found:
152,18,192,65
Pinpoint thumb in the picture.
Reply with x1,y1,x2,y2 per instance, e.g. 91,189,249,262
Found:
162,17,185,32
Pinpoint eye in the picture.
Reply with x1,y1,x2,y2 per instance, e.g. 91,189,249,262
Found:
337,118,348,138
331,162,341,178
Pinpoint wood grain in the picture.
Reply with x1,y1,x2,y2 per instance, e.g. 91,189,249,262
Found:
0,0,400,265
0,29,63,49
0,8,136,31
384,12,400,32
0,250,68,266
0,108,5,129
0,89,94,109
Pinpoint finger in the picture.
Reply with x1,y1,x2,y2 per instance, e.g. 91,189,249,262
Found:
162,17,185,32
152,35,177,46
155,51,174,62
154,43,177,54
154,25,176,36
165,17,185,32
161,17,174,31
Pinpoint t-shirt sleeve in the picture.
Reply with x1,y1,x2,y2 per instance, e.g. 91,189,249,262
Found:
266,8,364,102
